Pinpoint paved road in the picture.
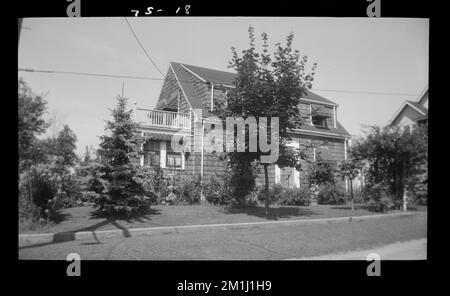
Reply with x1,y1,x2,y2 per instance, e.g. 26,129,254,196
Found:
19,214,426,260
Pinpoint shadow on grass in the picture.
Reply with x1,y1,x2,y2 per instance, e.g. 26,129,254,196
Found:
19,207,161,250
51,211,72,223
330,204,370,211
223,205,317,220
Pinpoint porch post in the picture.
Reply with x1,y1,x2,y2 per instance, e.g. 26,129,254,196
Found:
140,132,144,166
160,141,167,168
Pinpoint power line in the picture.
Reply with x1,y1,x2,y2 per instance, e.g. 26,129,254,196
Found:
314,88,419,97
123,17,166,78
18,68,165,81
18,67,421,97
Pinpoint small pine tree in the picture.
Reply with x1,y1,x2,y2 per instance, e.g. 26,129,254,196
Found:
96,96,148,216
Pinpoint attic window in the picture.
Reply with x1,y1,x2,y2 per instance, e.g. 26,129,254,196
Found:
312,115,327,127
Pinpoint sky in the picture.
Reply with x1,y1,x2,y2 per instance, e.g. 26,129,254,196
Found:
18,17,429,157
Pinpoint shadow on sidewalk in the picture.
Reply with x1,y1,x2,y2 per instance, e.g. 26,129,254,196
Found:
19,207,161,250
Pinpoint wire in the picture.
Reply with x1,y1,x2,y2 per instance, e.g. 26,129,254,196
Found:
123,17,166,78
18,68,164,81
314,88,419,97
18,67,421,97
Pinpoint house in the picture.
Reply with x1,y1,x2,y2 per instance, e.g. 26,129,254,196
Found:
388,86,428,132
133,62,351,195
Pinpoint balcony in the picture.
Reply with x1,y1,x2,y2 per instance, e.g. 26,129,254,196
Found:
134,108,191,131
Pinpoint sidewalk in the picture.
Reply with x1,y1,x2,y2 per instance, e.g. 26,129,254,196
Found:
294,238,427,260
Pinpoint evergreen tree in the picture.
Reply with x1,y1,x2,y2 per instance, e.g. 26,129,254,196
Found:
96,96,148,215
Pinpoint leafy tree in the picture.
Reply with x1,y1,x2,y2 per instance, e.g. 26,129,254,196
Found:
337,158,362,211
352,124,427,205
18,78,49,167
34,124,78,167
96,96,148,215
307,160,337,187
54,124,78,166
215,26,317,216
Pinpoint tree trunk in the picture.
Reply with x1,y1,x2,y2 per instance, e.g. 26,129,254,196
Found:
264,164,270,217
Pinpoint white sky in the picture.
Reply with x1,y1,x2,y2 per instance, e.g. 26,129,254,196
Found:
18,17,429,156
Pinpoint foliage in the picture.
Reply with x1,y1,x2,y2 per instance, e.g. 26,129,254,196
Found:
36,124,79,166
278,187,311,206
77,160,109,205
19,156,78,224
362,183,393,212
213,26,317,215
203,177,234,206
133,164,165,204
410,168,427,205
337,159,361,181
256,184,311,206
18,78,49,169
170,174,203,204
317,183,346,205
352,125,427,204
257,183,284,204
95,96,148,216
224,157,261,205
307,160,337,187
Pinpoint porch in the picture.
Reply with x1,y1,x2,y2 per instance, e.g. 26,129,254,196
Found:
134,107,191,131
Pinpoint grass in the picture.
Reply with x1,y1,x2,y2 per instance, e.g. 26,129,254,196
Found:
18,202,427,235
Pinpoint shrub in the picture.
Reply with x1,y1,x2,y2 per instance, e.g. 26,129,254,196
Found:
18,157,71,223
278,187,311,206
257,183,284,205
77,161,109,204
203,178,233,205
317,183,346,205
307,160,337,187
133,165,164,204
362,183,394,212
170,173,202,205
367,196,393,213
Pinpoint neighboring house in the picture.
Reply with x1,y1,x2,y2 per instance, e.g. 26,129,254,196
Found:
133,62,351,194
388,86,428,132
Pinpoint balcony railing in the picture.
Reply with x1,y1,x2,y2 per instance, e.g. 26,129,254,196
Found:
135,108,191,130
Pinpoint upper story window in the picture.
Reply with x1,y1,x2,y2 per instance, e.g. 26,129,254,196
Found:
312,115,327,128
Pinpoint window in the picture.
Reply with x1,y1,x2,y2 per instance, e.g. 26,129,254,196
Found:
143,141,160,166
312,115,327,127
166,143,182,168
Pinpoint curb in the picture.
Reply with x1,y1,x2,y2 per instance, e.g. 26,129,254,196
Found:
19,211,425,248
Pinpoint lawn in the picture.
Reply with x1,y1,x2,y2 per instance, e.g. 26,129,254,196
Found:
19,203,427,235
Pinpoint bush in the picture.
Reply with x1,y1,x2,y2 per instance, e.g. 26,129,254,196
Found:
133,165,164,204
169,173,202,205
362,183,394,212
18,157,70,223
257,183,284,205
203,178,233,205
77,161,109,204
59,173,83,208
278,187,311,206
317,183,346,205
367,196,393,213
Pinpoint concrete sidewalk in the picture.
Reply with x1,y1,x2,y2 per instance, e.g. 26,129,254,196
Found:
19,211,424,248
293,238,427,260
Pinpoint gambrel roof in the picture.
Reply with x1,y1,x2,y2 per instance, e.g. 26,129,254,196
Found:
168,61,350,138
